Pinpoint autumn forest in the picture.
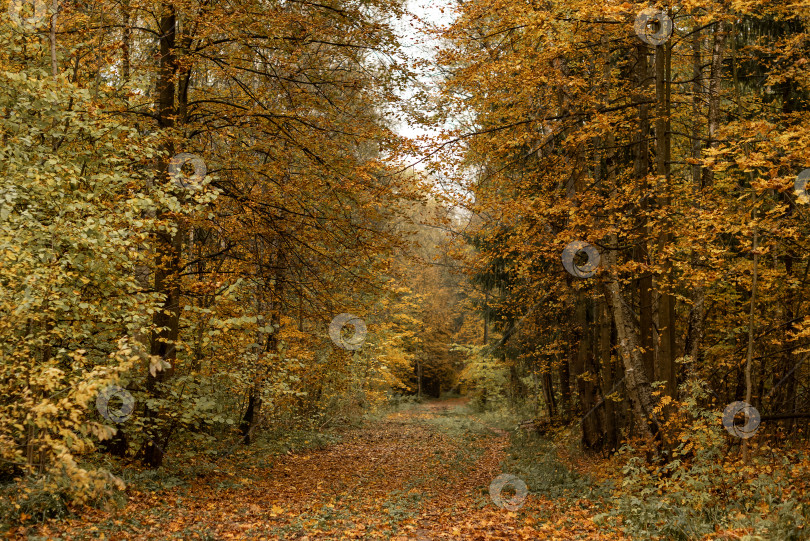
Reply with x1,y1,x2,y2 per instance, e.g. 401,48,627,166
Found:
1,0,810,539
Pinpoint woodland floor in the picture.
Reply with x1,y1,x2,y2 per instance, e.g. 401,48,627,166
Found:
20,400,620,540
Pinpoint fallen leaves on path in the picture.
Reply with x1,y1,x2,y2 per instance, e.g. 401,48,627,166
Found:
27,400,622,540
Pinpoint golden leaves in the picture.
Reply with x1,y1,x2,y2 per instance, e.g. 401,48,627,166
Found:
148,356,172,378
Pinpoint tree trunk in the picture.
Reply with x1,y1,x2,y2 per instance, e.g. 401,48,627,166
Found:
743,208,759,461
483,290,489,344
656,35,677,400
599,296,619,452
140,3,180,468
122,0,131,82
542,371,556,418
601,94,658,446
559,352,572,421
49,0,58,77
703,21,727,187
241,243,284,444
417,360,423,399
632,42,655,384
603,243,659,443
572,294,601,449
685,20,710,367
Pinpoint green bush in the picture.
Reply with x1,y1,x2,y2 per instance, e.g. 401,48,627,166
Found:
504,427,602,502
0,467,125,528
387,393,425,411
597,381,809,540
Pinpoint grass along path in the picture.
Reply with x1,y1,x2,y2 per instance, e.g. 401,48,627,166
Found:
26,399,619,540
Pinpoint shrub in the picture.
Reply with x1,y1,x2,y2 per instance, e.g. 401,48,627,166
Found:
598,380,810,540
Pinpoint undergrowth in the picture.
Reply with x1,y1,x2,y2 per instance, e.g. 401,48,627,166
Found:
596,382,810,540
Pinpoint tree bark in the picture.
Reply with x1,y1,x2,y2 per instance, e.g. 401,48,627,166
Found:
685,24,706,365
599,296,619,451
122,0,131,82
602,98,658,445
559,351,572,421
632,42,655,384
743,209,759,461
656,35,677,400
483,290,489,344
140,3,180,468
703,21,728,187
241,242,284,444
603,248,659,443
542,371,556,418
49,0,58,77
572,294,601,449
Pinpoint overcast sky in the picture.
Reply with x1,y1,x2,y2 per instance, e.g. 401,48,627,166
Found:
391,0,455,143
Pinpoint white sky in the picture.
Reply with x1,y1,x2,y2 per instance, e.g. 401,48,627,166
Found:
382,0,475,214
389,1,475,224
391,0,455,143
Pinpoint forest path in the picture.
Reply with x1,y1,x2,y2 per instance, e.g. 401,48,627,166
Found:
31,400,612,540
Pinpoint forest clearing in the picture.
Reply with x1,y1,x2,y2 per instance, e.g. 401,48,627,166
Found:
2,0,810,539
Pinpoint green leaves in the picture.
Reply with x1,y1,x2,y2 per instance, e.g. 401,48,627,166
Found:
0,70,166,504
